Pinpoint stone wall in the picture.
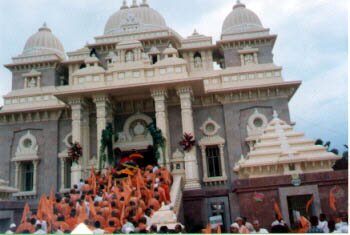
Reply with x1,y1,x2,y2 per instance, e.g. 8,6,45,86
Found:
233,171,348,229
11,67,58,90
223,43,274,68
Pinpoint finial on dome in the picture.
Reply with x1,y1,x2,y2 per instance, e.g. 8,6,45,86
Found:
193,29,199,35
39,22,51,32
273,110,279,119
131,0,138,8
120,0,128,9
140,0,149,7
234,0,245,9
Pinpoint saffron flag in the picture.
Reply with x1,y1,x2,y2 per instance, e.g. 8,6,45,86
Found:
329,188,337,212
88,197,96,219
305,195,314,213
217,224,221,234
202,224,212,234
274,202,282,220
20,203,30,224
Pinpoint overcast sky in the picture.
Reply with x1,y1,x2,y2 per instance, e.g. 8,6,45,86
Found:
0,0,348,152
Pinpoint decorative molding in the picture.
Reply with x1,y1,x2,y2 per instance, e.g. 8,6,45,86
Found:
115,113,153,151
200,117,221,137
214,86,298,104
0,109,66,125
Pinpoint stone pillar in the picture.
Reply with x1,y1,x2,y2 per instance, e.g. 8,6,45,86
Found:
93,95,113,169
219,144,227,179
14,162,20,189
69,97,90,184
151,88,171,169
59,158,65,191
33,160,39,193
176,86,201,190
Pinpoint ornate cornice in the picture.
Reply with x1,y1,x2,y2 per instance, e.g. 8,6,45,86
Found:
0,109,66,125
150,87,168,98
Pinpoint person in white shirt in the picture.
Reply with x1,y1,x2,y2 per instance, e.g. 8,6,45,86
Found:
93,221,104,234
122,216,136,234
317,213,329,233
144,208,152,226
335,213,348,234
253,220,269,233
5,223,16,234
34,224,46,234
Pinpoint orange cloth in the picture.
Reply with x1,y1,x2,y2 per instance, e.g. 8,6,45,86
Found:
95,214,107,228
329,189,337,211
54,221,70,231
148,198,160,211
66,217,78,231
160,184,171,202
274,202,282,220
108,217,121,228
239,225,249,234
16,222,35,234
104,226,115,234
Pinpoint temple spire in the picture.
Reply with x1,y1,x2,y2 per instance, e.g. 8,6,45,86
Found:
131,0,138,8
120,0,128,10
140,0,149,7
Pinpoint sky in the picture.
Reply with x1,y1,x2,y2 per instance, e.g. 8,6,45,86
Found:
0,0,348,152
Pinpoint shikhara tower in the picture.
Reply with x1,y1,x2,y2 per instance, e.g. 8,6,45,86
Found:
0,1,345,232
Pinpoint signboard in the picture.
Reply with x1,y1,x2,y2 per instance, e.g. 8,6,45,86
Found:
209,215,223,227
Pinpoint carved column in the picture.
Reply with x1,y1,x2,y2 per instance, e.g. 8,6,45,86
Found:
69,97,90,184
151,88,171,169
200,146,208,180
60,158,65,191
93,95,113,169
176,86,201,190
14,162,20,189
33,160,39,193
219,144,227,179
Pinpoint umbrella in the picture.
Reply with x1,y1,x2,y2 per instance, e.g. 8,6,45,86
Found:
122,161,138,170
118,169,134,176
129,153,144,160
118,157,130,164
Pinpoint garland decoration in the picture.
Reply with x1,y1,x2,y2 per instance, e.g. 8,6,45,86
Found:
179,133,196,152
99,123,116,170
147,121,165,162
68,142,83,163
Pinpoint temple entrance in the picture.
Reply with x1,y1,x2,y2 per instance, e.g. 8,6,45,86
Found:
117,146,158,168
287,194,313,229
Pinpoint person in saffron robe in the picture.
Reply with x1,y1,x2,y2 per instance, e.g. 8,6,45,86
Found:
66,209,78,231
16,218,35,234
147,195,161,211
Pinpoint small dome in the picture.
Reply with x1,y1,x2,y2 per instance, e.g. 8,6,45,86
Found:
222,1,264,35
104,0,167,35
23,23,65,57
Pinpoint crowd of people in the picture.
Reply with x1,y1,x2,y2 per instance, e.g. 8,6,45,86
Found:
3,154,349,234
201,213,348,234
5,158,184,234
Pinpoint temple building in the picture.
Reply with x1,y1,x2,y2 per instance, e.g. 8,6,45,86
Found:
0,0,347,232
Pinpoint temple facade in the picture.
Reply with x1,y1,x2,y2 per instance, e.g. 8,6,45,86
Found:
0,0,346,232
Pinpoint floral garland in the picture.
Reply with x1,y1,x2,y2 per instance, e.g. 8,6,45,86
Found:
179,133,196,152
68,142,82,163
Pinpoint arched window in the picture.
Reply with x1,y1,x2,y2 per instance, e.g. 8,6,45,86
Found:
125,50,134,62
194,52,202,68
12,131,40,198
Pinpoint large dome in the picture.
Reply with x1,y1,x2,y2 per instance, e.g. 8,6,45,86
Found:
104,0,168,35
23,23,65,57
222,1,264,35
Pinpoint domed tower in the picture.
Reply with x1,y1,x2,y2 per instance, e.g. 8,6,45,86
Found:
90,0,182,66
218,1,276,68
5,23,68,89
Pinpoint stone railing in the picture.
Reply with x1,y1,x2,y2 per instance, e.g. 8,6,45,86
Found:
169,175,184,218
